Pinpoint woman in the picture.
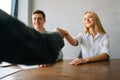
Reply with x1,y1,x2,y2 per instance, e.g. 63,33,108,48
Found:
56,11,110,66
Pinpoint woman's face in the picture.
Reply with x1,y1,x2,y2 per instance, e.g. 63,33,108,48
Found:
83,13,95,28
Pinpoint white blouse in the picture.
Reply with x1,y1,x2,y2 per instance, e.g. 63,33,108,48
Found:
75,32,110,58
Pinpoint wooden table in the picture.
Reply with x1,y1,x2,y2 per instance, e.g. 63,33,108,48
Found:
1,59,120,80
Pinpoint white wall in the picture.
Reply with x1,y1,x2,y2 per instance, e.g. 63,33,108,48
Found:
18,0,32,27
18,0,120,59
18,0,28,25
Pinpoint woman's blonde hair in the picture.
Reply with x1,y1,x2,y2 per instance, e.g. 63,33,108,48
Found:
83,11,106,34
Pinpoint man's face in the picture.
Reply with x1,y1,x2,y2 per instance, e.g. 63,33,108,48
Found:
32,13,46,30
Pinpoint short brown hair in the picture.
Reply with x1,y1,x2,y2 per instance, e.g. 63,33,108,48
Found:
32,10,46,19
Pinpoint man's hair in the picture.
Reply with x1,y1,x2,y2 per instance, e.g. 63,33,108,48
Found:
32,10,46,19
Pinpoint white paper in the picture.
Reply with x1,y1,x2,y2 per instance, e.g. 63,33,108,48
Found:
18,65,38,69
0,67,22,79
0,62,13,67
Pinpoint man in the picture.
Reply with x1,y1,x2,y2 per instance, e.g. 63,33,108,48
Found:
0,9,64,65
32,10,63,67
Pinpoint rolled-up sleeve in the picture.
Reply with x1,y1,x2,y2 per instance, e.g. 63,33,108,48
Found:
101,34,110,56
74,33,82,45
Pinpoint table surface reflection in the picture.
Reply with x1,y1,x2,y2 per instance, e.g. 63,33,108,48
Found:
1,59,120,80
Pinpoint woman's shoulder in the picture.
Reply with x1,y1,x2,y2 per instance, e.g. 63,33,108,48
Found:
77,32,86,36
103,33,109,37
101,33,109,39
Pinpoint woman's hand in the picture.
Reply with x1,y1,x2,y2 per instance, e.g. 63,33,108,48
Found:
69,58,89,66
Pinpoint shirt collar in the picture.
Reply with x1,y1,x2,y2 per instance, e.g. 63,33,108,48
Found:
85,32,102,39
40,29,48,33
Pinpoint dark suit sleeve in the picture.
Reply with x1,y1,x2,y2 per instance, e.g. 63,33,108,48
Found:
0,9,64,65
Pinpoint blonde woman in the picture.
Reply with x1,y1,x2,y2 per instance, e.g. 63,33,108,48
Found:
56,11,110,66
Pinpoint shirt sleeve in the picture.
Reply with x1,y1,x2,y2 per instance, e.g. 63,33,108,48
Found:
74,33,82,45
101,34,111,56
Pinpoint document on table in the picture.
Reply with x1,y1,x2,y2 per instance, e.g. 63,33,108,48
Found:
0,62,38,79
0,67,22,79
0,61,13,67
18,64,38,69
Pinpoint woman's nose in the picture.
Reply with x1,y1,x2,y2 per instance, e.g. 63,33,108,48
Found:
86,18,89,21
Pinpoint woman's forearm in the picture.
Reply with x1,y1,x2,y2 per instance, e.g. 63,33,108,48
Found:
85,53,109,63
55,27,78,46
65,33,78,46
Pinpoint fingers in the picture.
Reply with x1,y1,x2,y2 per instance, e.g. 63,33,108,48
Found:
38,64,52,68
69,58,83,66
54,27,68,38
